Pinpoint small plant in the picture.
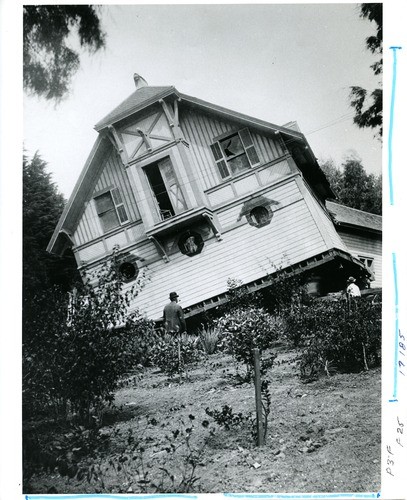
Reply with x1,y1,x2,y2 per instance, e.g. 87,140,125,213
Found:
198,325,220,355
151,332,201,378
205,378,272,444
205,405,250,430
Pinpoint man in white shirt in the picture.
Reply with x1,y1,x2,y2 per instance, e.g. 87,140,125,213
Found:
346,276,361,297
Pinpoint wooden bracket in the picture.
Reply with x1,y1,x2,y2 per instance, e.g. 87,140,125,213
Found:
202,213,222,241
159,98,175,127
108,125,129,164
148,235,170,263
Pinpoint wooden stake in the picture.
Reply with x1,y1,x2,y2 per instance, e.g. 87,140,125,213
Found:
253,348,264,446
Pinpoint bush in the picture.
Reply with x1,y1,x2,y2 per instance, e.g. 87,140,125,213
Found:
150,332,202,378
123,317,160,368
214,307,279,379
283,297,381,379
23,247,149,424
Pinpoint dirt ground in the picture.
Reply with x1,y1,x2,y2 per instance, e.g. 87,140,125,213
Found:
26,345,381,494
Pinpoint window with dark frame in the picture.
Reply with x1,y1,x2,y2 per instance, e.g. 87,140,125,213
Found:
358,255,375,278
94,188,129,233
210,128,261,180
119,261,139,281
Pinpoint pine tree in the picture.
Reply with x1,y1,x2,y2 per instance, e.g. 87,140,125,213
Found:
23,152,80,302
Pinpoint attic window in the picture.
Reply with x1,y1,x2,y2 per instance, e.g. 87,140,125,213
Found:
94,188,129,232
247,205,273,228
210,128,261,180
119,261,139,281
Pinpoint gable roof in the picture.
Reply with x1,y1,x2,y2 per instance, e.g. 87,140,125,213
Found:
326,200,382,233
47,135,112,255
94,86,176,131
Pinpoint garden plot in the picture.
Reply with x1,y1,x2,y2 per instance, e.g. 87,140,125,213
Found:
25,345,381,494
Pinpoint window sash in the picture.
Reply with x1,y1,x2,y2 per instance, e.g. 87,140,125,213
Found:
210,128,260,180
94,188,129,232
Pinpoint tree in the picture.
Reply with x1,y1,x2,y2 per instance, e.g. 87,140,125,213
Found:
320,156,382,215
23,5,105,102
23,152,80,303
349,3,382,138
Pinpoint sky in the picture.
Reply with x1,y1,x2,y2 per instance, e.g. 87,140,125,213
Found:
23,3,383,199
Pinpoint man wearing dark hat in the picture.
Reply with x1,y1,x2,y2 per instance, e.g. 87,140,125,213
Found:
346,277,361,298
163,292,186,334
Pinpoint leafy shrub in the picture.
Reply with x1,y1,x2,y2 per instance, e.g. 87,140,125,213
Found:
123,316,160,368
150,332,202,378
283,297,381,379
23,246,149,424
198,326,220,355
214,307,279,379
205,378,272,443
205,405,249,430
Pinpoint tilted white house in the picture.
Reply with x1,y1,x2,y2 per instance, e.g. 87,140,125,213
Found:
48,76,381,321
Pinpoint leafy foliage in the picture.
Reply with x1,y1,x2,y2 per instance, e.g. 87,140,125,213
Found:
23,247,148,423
320,156,382,215
150,333,202,378
198,326,221,355
205,377,272,443
282,296,381,380
349,3,382,137
24,5,105,101
214,307,278,380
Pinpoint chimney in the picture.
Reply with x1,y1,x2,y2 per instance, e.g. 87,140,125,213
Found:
133,74,148,90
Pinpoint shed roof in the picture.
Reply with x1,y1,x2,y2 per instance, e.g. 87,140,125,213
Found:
326,200,382,232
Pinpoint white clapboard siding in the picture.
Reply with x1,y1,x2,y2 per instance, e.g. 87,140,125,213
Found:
74,201,101,245
180,107,284,190
299,180,349,253
93,149,140,220
338,231,382,287
77,241,106,263
129,197,328,319
217,178,301,229
74,149,140,246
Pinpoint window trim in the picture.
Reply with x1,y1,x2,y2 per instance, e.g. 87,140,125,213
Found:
358,254,376,278
210,128,261,181
94,187,129,233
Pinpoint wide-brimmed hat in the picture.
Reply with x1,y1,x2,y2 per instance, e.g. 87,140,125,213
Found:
347,277,356,283
169,291,179,300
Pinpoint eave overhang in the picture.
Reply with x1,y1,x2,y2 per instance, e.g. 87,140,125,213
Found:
47,135,111,256
175,247,367,320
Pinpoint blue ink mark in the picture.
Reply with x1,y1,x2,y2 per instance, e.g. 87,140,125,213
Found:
388,46,402,205
392,252,399,400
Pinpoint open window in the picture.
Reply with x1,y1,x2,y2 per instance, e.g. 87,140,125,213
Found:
144,157,187,221
94,188,129,232
210,128,261,180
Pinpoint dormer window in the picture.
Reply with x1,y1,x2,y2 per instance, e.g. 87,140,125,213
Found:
144,157,187,222
94,188,129,232
210,128,261,180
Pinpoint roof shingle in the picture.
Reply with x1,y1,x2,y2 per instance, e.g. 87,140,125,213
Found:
94,86,176,130
326,200,382,232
